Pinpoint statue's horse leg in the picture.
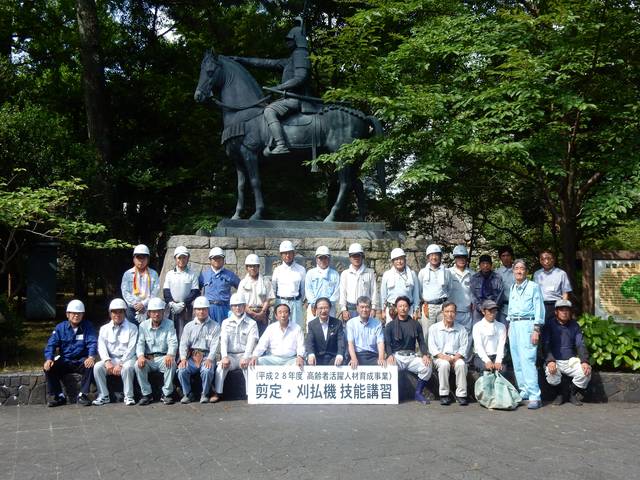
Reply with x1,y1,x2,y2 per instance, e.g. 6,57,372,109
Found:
352,173,367,221
231,155,246,220
324,165,351,222
240,145,265,220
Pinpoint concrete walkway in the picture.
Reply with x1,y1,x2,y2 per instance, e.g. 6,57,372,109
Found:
1,401,638,480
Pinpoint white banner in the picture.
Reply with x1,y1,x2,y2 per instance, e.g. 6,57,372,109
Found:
247,365,399,404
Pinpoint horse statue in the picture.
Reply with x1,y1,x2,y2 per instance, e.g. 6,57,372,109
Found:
194,49,384,222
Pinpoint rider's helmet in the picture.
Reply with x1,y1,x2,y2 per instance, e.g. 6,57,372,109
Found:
285,17,308,49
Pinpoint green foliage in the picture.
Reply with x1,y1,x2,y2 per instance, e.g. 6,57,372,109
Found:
620,276,640,304
578,314,640,371
0,296,24,363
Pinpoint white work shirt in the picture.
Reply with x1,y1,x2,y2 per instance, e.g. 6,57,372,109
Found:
380,267,420,311
97,319,138,363
339,264,379,310
271,262,306,299
419,264,451,303
448,266,474,312
220,313,259,359
163,265,199,302
472,318,507,364
253,322,305,358
238,274,272,307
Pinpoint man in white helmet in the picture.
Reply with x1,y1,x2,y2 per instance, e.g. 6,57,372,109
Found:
339,242,379,322
305,245,340,319
93,299,139,406
121,244,160,325
418,244,452,342
380,248,420,323
213,293,259,400
177,296,221,404
163,245,200,340
238,254,272,337
271,240,306,329
199,246,240,324
448,245,475,335
43,299,98,407
135,297,178,405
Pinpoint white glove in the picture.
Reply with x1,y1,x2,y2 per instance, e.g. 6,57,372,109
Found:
169,302,178,315
174,302,185,314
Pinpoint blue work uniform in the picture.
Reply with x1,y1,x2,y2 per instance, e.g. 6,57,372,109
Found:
44,319,98,398
199,267,240,324
507,279,545,402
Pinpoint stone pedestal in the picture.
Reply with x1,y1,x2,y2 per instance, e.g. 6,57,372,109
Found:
161,219,427,282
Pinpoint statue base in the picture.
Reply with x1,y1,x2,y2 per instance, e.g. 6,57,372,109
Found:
161,219,427,279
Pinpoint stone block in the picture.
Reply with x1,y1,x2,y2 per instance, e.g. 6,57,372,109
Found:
303,238,346,251
17,385,29,404
211,236,238,249
30,382,47,404
9,375,20,387
235,249,253,267
345,239,372,251
264,238,303,250
371,239,398,252
167,235,210,249
238,237,265,249
0,385,10,402
188,250,210,266
404,238,428,252
365,251,387,260
20,375,30,385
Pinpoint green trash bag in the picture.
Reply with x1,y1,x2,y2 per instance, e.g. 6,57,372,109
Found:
474,372,522,410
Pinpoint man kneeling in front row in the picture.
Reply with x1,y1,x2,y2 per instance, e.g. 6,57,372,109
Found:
428,301,469,405
384,296,432,404
213,293,259,401
178,296,220,404
543,299,591,406
249,303,305,368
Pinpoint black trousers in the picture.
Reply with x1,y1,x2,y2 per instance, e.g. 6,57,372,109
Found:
355,351,379,366
315,354,338,366
45,359,93,396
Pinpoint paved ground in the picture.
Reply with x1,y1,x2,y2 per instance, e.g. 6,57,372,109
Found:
1,400,638,480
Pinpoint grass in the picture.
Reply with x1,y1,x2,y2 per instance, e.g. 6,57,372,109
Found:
0,321,56,373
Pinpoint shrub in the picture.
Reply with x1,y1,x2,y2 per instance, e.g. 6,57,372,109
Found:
0,296,24,363
578,314,640,371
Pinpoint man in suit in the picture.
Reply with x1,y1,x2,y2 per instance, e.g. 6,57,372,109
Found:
305,298,345,366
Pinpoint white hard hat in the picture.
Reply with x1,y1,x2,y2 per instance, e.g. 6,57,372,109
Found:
426,244,442,255
245,254,260,265
66,299,85,313
174,246,190,258
229,293,246,306
208,247,225,258
193,296,209,309
315,246,331,257
133,244,150,256
279,240,295,253
147,297,166,311
348,243,364,255
390,247,405,260
108,298,127,311
452,245,468,257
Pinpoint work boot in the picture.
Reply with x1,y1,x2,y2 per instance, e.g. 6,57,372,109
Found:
551,384,565,405
78,393,92,406
569,384,584,406
414,379,429,405
47,395,67,407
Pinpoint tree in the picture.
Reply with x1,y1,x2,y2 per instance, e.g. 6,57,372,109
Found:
315,0,640,286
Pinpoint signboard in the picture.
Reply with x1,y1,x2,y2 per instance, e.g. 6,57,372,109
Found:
247,365,399,404
594,260,640,324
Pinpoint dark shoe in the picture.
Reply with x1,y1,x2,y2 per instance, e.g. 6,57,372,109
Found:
47,396,67,407
569,385,584,406
414,380,429,405
138,395,152,406
78,394,92,406
440,396,452,406
456,396,469,406
552,394,565,406
161,395,175,405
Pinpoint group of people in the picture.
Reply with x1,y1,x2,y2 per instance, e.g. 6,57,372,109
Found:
43,240,591,409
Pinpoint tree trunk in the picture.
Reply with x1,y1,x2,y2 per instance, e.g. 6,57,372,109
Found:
559,214,579,306
75,0,111,169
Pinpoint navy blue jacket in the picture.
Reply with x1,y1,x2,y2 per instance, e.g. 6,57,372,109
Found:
542,318,590,364
44,319,98,362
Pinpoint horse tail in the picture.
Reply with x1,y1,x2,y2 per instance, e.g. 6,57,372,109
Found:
366,116,386,195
